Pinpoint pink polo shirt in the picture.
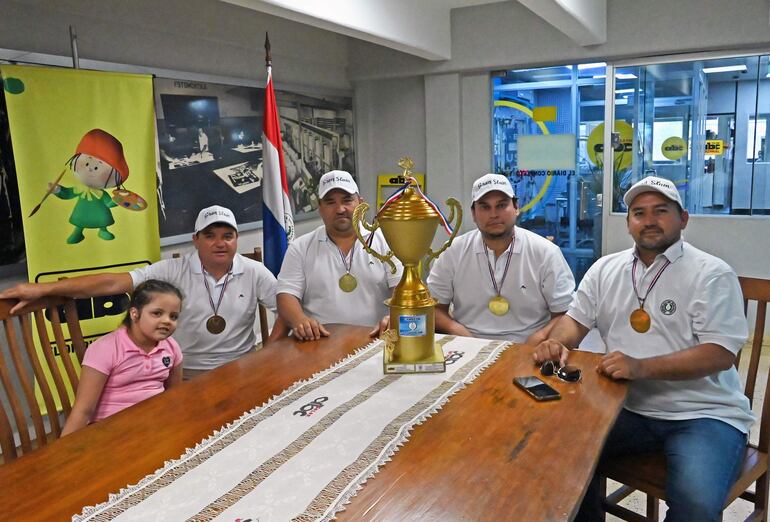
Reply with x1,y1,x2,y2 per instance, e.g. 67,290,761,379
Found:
83,327,183,422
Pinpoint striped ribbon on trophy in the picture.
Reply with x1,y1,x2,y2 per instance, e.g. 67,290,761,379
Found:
368,176,453,248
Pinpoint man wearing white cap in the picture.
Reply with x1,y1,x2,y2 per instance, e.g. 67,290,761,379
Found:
427,173,575,343
277,170,402,340
0,205,279,378
534,176,752,521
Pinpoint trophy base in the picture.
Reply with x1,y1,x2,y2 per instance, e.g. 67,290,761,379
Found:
384,343,446,374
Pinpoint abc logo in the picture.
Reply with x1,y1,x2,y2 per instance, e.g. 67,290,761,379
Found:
661,136,687,160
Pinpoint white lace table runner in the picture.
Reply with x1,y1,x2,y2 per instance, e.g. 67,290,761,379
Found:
75,335,511,522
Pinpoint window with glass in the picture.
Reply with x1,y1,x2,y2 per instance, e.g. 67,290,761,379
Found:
492,63,606,281
610,54,770,215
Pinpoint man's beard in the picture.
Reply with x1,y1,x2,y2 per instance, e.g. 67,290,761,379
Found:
481,223,514,241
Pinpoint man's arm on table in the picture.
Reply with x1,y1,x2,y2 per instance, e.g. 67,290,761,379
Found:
533,314,589,366
267,315,290,343
534,316,736,382
0,273,134,313
276,293,330,341
435,304,473,337
525,312,566,345
598,343,736,381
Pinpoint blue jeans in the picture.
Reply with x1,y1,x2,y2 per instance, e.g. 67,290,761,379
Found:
576,409,747,522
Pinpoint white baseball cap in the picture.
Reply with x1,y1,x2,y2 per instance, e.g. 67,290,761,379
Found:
623,176,683,208
194,205,238,233
471,173,515,202
318,170,359,198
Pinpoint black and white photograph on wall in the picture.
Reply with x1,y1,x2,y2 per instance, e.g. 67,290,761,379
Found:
154,77,356,244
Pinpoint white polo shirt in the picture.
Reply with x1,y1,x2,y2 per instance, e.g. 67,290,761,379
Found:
277,225,403,327
427,227,575,342
130,252,277,371
568,239,754,434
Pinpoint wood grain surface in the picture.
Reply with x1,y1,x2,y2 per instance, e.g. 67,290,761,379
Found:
0,325,626,521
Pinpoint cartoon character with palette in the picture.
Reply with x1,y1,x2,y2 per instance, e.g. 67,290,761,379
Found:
29,128,147,243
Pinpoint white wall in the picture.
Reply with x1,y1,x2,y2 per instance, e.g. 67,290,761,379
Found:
353,76,427,206
0,0,351,90
2,0,770,281
603,213,770,279
349,0,770,278
0,0,355,284
348,0,770,81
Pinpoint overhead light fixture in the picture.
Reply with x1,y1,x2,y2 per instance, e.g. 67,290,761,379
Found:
615,88,635,94
593,74,606,79
578,62,606,70
703,65,747,74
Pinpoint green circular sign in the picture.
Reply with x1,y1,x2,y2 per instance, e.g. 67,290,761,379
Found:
2,77,25,95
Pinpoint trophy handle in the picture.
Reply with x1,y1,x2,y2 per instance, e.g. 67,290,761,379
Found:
426,197,463,263
352,202,398,274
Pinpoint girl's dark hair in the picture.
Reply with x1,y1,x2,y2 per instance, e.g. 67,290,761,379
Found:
122,279,183,327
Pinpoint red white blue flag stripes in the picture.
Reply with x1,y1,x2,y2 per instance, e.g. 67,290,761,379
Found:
261,65,294,276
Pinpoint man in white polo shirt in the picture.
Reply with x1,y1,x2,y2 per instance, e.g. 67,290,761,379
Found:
426,173,575,343
0,205,279,378
277,170,402,341
534,176,753,521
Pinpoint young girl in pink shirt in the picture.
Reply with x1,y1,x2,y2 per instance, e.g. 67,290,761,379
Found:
62,280,184,435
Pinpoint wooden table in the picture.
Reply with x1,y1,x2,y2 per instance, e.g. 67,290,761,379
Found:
0,325,626,521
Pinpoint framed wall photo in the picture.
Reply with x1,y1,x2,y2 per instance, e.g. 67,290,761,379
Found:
154,77,356,244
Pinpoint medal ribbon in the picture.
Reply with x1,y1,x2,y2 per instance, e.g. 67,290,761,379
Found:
202,265,233,318
334,242,354,275
631,257,670,309
483,233,515,298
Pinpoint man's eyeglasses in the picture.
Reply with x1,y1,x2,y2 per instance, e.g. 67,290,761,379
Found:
539,361,582,383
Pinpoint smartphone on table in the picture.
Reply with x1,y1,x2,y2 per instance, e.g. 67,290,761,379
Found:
513,376,561,401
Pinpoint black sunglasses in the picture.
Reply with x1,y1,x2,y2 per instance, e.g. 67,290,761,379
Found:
539,361,582,383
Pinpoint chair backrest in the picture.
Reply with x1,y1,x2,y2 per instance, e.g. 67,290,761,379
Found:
241,247,271,344
0,296,86,462
738,276,770,454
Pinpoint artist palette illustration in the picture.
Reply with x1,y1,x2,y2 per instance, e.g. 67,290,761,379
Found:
112,189,148,211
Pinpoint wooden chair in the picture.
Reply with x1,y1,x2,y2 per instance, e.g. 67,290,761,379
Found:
241,247,271,344
0,296,86,462
601,275,770,521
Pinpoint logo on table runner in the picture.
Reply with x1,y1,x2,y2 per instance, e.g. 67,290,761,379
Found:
162,356,171,367
444,350,465,365
293,396,329,417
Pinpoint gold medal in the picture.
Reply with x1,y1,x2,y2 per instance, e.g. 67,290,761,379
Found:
488,295,510,316
206,314,226,334
484,235,515,318
629,308,651,333
339,273,358,292
629,257,670,334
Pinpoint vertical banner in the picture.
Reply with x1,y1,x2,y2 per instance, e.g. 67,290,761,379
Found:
1,65,160,403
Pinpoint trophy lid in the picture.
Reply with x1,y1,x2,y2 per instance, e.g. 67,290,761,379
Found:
377,158,439,222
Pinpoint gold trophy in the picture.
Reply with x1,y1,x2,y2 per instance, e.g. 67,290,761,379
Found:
353,157,462,374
